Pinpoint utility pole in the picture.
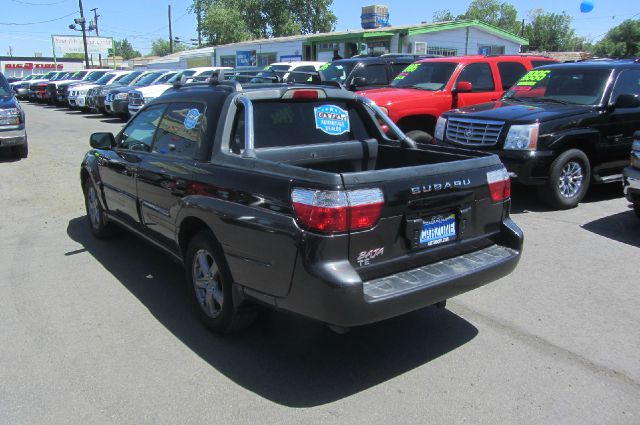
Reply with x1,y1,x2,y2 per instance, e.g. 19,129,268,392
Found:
168,5,173,54
8,45,12,57
91,7,102,66
78,0,90,68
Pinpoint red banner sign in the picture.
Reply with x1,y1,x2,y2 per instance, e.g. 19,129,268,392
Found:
5,63,64,70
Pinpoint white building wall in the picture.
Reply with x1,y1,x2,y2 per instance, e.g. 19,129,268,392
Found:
403,27,521,56
215,38,305,67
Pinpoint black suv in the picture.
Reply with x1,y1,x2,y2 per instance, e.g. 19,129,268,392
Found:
436,59,640,209
80,79,522,333
623,131,640,217
319,56,420,91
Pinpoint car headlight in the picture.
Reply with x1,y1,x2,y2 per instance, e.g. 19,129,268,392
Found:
115,93,129,100
504,124,539,150
0,108,20,126
434,116,447,141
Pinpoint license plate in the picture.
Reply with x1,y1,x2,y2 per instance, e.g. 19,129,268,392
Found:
420,213,456,246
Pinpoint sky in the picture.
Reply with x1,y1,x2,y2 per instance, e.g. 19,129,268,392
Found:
1,0,638,57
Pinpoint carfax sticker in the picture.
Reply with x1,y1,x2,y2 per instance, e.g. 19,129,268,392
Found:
314,105,350,135
183,108,201,130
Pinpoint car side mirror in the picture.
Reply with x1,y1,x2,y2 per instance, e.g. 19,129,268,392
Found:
90,132,115,149
614,94,640,109
350,76,367,90
453,81,473,93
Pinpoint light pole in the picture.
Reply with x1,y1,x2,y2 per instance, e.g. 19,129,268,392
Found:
90,8,101,66
68,0,94,68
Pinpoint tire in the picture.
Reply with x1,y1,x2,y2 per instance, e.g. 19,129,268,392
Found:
83,177,115,239
12,142,28,159
537,149,591,209
406,130,434,145
634,202,640,218
185,230,256,334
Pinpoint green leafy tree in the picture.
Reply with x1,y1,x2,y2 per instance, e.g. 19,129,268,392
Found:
195,0,336,45
432,10,456,23
525,10,579,51
108,39,141,59
592,19,640,57
461,0,520,34
63,53,85,59
149,38,187,57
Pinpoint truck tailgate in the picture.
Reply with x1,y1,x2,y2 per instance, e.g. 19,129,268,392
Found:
341,152,511,282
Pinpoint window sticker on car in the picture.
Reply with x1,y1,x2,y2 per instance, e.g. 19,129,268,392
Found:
517,70,551,86
394,63,420,80
314,105,350,135
319,63,331,71
184,108,201,129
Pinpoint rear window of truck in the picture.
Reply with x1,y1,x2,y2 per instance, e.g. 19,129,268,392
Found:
230,100,371,151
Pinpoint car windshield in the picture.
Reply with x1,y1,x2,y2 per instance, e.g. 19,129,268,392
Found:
319,62,356,83
133,72,164,86
167,70,196,84
85,71,108,82
504,68,613,105
0,74,11,98
391,62,457,90
117,72,141,85
95,73,117,85
154,72,176,84
70,71,88,80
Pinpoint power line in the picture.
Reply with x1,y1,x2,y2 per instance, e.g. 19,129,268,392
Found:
0,11,76,25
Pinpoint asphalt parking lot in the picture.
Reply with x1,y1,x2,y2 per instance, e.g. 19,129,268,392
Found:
1,102,639,424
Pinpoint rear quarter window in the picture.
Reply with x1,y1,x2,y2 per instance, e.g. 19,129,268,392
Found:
230,100,371,152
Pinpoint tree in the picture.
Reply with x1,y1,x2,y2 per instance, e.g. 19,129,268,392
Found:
525,10,579,51
432,10,456,23
108,39,141,59
592,19,640,57
195,0,337,45
63,53,85,59
461,0,520,34
149,38,187,57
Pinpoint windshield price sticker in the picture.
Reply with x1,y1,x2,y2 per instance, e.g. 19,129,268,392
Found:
319,63,331,71
394,63,420,80
314,105,350,135
517,70,551,86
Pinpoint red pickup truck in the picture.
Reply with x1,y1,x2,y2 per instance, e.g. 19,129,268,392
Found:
360,55,557,143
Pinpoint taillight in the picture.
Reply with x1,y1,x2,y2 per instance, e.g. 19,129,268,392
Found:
291,188,384,233
486,168,511,202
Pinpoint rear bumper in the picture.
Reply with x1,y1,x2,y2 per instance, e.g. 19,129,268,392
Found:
623,166,640,203
276,218,523,327
0,127,27,148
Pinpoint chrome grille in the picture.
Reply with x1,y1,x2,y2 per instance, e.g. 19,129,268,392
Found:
129,91,144,106
446,118,504,146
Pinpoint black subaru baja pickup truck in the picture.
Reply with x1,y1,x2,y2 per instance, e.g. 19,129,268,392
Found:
80,78,523,333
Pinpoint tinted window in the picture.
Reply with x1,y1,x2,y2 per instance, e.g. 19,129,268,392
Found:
354,64,387,85
119,105,166,151
498,62,527,90
319,62,356,84
0,74,11,97
456,62,495,92
85,71,107,82
391,62,457,90
390,63,411,78
288,65,316,83
532,60,557,68
133,72,164,86
152,103,205,158
155,73,176,84
118,72,142,85
610,70,640,103
230,101,370,151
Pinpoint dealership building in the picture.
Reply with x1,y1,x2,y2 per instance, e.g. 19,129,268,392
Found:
147,19,528,70
0,56,84,79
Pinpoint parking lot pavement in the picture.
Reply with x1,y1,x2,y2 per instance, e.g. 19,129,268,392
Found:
1,102,639,424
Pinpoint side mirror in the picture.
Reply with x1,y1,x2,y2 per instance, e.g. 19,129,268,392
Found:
350,76,367,90
614,94,640,109
90,132,115,149
454,81,473,93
